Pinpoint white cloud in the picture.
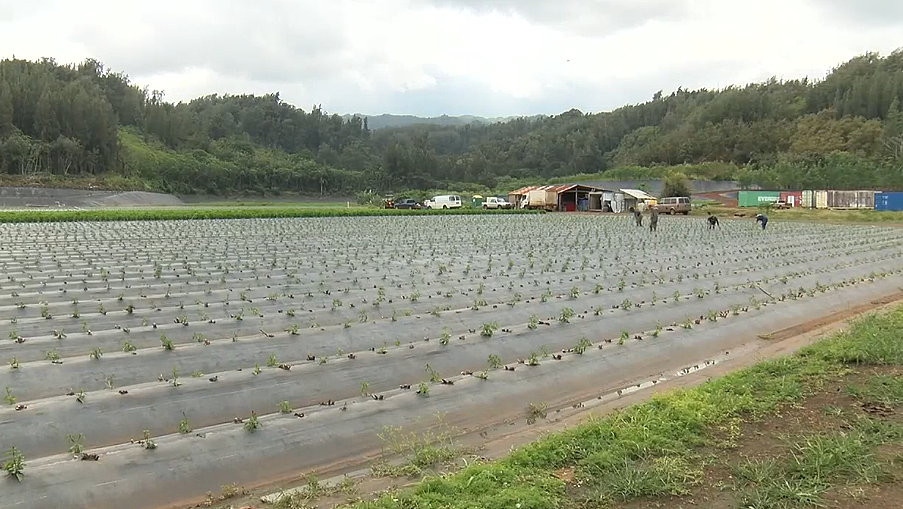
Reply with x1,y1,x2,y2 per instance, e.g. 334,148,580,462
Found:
0,0,900,116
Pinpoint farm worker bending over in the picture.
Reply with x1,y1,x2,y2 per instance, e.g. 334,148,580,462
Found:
633,208,643,227
756,213,768,230
649,207,659,232
707,213,719,229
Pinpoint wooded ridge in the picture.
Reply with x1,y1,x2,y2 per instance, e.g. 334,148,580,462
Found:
0,50,901,196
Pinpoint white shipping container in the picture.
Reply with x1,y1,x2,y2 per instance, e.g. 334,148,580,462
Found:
802,190,814,208
815,190,828,209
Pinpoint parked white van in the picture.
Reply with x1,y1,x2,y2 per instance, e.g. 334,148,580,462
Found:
425,195,462,209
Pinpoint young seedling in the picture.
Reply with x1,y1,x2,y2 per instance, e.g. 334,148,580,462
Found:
160,334,175,351
178,414,191,434
3,387,15,405
105,374,115,390
121,341,136,353
2,446,25,481
244,411,260,432
528,314,539,330
574,337,592,354
439,328,451,345
480,322,498,337
559,307,575,324
9,358,19,370
67,433,85,455
424,364,441,382
45,349,60,361
279,401,292,414
487,354,502,370
618,330,629,345
170,368,181,387
142,430,157,450
266,353,278,367
416,382,430,397
75,389,86,403
360,381,370,397
253,363,261,375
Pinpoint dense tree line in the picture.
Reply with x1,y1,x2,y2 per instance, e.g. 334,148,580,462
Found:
0,50,901,195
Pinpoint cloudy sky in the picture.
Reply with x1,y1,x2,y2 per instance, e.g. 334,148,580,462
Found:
1,0,901,117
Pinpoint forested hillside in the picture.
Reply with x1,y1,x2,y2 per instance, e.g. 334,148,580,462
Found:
0,51,901,196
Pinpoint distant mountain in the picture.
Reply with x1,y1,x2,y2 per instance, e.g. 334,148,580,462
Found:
342,113,544,130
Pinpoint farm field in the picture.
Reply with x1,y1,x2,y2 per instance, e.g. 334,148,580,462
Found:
1,214,903,509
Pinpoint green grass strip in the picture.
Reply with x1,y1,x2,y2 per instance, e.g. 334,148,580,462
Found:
338,306,903,509
0,207,544,223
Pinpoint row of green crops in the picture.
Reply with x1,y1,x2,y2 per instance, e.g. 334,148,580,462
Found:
0,207,544,223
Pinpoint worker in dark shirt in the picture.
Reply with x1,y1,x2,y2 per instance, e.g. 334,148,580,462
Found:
633,207,643,227
707,213,719,229
756,213,768,230
649,206,659,232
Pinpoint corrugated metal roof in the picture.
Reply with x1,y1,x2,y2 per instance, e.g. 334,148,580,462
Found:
620,188,655,200
509,184,582,195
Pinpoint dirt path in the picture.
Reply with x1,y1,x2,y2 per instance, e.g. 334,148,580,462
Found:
204,291,903,509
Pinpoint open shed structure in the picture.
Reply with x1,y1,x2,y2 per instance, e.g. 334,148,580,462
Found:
587,188,655,213
508,184,601,211
620,189,657,211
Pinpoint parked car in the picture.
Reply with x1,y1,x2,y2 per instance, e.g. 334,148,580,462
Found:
771,200,791,209
425,195,463,209
483,197,512,209
393,198,421,209
654,196,691,215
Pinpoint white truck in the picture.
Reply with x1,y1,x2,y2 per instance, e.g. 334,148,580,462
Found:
483,197,512,209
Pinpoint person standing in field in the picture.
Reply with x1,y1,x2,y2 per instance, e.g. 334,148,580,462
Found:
707,213,719,229
756,213,768,230
649,206,659,232
633,207,643,227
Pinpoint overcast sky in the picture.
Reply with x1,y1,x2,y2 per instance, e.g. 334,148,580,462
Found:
1,0,901,117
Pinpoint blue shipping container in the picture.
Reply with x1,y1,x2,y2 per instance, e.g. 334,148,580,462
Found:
874,192,903,211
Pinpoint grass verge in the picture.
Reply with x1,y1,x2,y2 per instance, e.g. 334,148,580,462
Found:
0,207,543,223
331,306,903,509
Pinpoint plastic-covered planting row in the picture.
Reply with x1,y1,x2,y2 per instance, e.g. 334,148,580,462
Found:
2,224,884,304
2,273,902,509
2,247,897,369
0,224,886,299
0,220,897,297
1,256,900,459
2,228,897,334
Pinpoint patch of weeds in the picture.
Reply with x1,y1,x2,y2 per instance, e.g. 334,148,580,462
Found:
845,374,903,405
370,420,473,478
526,402,548,424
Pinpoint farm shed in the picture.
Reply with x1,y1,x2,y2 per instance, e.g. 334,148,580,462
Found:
620,189,656,212
875,192,903,211
586,189,621,212
509,184,600,211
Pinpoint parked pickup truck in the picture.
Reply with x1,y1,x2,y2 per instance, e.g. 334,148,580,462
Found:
483,197,512,209
771,201,791,209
